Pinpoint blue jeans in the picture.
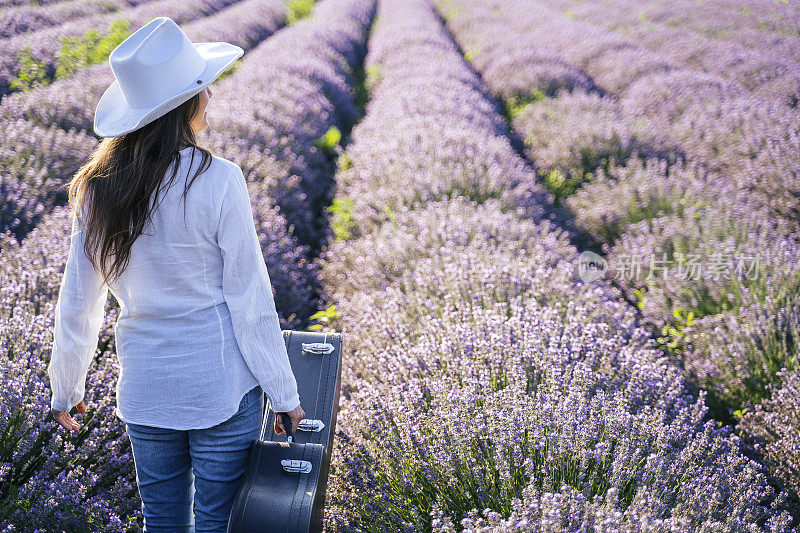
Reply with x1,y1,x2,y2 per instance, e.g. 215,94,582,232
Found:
125,385,263,532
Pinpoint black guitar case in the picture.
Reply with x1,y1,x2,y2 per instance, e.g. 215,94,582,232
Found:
227,330,343,533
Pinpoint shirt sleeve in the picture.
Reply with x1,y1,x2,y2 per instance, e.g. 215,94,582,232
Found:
48,209,108,412
217,165,300,413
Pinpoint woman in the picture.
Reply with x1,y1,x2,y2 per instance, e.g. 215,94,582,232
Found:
47,16,305,532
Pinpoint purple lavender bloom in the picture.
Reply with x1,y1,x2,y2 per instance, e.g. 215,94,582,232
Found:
0,0,376,529
435,3,800,517
739,369,800,503
0,0,155,40
0,0,242,96
316,0,797,529
0,0,289,131
527,0,800,107
0,118,97,241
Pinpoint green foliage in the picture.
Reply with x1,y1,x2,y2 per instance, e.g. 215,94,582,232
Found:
538,167,584,205
215,60,241,81
286,0,315,24
463,46,479,62
383,204,396,223
10,46,50,91
368,15,380,35
616,24,633,37
633,286,646,310
438,0,459,20
54,20,131,81
309,304,338,330
575,142,628,186
313,125,342,153
365,63,383,93
656,306,694,355
352,59,369,116
327,197,356,241
591,192,692,246
337,151,354,172
442,7,459,20
100,0,122,13
529,130,631,207
719,288,798,409
505,89,545,119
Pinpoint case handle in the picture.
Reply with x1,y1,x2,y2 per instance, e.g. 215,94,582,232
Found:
282,413,295,443
280,413,313,474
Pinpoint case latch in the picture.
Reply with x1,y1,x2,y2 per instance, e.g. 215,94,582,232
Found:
301,342,334,355
298,419,325,432
281,459,312,473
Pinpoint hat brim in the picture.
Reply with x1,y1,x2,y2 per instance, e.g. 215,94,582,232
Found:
93,41,244,138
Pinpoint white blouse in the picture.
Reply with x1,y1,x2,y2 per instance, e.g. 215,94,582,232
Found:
47,146,300,430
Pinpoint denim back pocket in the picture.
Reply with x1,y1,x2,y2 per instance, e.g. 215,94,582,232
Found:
238,385,260,411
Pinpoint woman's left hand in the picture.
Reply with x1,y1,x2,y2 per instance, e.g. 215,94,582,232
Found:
51,401,86,431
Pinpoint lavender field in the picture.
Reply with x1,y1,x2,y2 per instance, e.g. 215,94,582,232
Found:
1,0,798,530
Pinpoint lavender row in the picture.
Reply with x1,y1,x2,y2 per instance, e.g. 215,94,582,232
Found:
436,0,799,301
0,0,154,39
538,0,800,108
1,221,146,531
433,0,789,266
0,0,288,243
0,119,96,242
0,0,376,528
740,369,800,501
434,0,796,324
435,0,800,507
0,0,286,132
314,0,795,529
550,6,800,504
203,0,375,248
605,203,800,391
0,0,69,7
0,0,245,96
596,184,799,495
0,204,310,531
326,5,554,235
488,0,800,236
433,3,678,205
475,0,800,437
560,0,800,68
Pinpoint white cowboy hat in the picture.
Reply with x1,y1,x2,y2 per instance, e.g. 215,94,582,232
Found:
93,16,244,137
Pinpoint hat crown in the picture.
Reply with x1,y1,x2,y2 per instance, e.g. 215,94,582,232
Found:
109,17,205,109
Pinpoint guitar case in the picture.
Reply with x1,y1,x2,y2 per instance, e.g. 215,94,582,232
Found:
227,330,343,533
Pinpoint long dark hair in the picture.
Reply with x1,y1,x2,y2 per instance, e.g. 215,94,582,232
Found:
68,91,213,287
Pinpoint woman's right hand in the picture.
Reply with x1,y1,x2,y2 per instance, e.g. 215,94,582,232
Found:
275,403,305,435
